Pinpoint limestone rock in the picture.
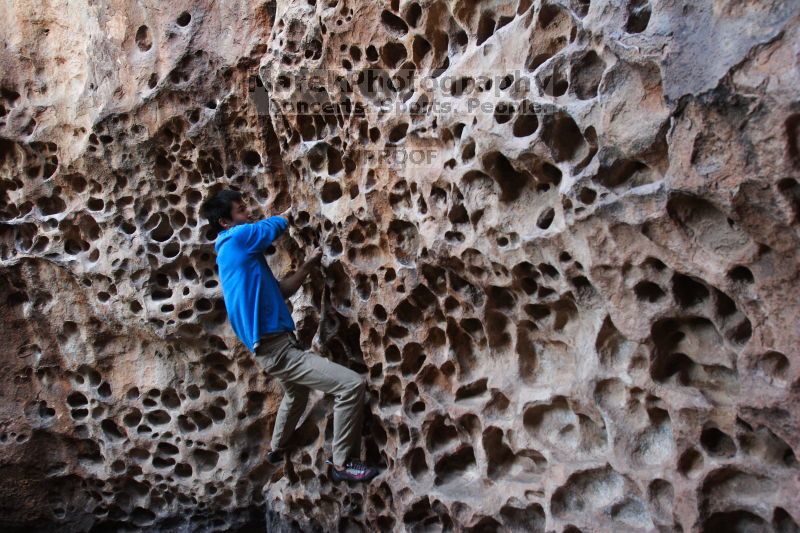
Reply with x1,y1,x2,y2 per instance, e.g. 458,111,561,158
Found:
1,0,799,531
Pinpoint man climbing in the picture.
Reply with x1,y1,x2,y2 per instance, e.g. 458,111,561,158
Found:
200,189,379,483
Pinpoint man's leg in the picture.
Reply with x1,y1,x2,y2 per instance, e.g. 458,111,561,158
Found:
256,333,366,467
270,381,309,452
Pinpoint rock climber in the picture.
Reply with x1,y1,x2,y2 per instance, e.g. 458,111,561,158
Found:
200,189,379,483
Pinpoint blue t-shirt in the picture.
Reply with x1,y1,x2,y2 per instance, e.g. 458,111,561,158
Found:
214,216,295,352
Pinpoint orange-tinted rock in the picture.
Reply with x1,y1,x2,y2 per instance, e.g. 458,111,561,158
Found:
1,0,799,531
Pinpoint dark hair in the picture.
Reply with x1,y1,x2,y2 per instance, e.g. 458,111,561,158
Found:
200,189,242,234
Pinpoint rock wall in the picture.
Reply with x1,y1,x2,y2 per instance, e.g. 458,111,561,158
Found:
1,0,799,531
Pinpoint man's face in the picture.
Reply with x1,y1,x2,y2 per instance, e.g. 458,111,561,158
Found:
220,200,254,229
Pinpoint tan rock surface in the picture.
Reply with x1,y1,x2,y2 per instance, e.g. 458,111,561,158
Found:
1,0,799,531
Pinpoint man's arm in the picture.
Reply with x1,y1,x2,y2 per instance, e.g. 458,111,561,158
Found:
279,250,322,298
237,215,289,254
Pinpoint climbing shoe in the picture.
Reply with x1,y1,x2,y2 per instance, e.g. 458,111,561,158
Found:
267,448,285,465
327,459,379,483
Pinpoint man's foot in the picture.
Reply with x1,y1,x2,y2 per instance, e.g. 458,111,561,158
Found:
327,459,379,483
267,448,286,465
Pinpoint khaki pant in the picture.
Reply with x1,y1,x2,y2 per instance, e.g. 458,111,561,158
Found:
254,331,365,466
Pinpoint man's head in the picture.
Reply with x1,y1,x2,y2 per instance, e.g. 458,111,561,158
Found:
200,189,253,234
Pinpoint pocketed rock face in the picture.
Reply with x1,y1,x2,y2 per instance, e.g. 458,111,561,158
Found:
259,0,800,531
0,2,288,531
1,0,800,532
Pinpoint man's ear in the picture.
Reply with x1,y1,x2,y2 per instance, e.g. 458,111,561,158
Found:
219,217,232,229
